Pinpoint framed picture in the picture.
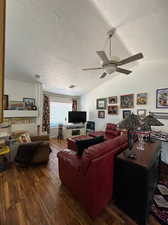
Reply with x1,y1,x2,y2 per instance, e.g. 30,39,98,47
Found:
98,111,105,118
156,88,168,108
137,109,146,119
137,93,147,105
23,98,35,110
108,96,117,104
108,105,118,115
120,94,134,108
3,95,8,110
8,101,25,110
96,98,107,110
123,110,131,119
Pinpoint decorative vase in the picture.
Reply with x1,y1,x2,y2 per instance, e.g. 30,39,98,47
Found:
136,132,145,150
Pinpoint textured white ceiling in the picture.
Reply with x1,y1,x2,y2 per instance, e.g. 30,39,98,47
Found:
5,0,168,95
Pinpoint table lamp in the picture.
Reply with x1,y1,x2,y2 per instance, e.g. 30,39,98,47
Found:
118,113,141,158
141,113,164,142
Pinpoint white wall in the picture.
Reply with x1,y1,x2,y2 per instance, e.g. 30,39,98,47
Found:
4,79,43,135
5,79,37,101
81,62,168,132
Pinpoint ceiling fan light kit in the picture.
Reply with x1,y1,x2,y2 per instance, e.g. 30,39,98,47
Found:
82,28,144,79
104,64,116,74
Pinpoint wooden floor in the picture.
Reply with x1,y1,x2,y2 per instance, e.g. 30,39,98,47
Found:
0,139,160,225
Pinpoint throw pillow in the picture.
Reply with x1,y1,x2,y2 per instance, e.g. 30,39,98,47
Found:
18,133,31,144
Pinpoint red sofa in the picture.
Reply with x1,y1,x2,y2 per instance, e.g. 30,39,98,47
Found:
89,123,120,140
57,135,128,218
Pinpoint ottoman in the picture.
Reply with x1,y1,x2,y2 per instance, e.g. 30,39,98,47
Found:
89,131,105,138
67,135,93,151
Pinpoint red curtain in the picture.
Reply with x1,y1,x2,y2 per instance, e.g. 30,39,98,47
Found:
42,95,50,134
72,99,77,111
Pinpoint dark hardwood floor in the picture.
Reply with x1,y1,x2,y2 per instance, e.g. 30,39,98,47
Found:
0,139,160,225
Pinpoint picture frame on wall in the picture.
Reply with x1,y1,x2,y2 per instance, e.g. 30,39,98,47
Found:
96,98,107,110
23,98,35,110
137,109,147,119
98,111,105,119
137,93,147,105
3,95,8,110
108,105,118,115
120,94,134,109
108,96,117,104
156,88,168,108
8,101,25,110
123,110,131,119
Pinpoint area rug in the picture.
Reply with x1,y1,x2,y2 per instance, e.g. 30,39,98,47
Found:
151,162,168,225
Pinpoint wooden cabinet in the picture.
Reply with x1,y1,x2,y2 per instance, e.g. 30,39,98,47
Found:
114,142,161,225
63,126,85,139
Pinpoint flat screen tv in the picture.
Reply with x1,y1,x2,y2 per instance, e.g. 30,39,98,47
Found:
68,111,86,123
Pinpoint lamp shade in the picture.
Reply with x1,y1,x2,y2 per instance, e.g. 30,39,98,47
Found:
142,114,164,131
118,113,141,130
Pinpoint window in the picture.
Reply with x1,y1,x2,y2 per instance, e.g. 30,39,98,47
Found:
50,102,72,128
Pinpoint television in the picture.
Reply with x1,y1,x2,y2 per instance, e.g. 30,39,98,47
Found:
68,111,86,123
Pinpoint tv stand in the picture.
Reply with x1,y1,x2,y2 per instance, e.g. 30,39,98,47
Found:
63,124,85,139
66,124,85,129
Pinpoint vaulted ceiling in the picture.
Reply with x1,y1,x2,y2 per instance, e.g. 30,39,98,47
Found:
5,0,168,95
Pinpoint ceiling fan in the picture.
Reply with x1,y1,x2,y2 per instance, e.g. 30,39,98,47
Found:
82,28,144,79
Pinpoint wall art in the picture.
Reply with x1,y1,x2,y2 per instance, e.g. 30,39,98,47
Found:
108,105,118,115
156,88,168,108
96,98,107,110
120,94,134,108
137,93,147,105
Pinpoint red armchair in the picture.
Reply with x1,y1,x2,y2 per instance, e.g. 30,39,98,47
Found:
89,123,120,140
57,135,128,218
105,123,120,138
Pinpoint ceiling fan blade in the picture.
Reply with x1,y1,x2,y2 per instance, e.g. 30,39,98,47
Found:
116,67,132,75
99,72,107,79
82,67,103,71
117,53,144,66
96,51,110,64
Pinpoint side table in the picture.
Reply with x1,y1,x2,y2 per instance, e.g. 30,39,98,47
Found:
6,138,19,162
114,141,161,225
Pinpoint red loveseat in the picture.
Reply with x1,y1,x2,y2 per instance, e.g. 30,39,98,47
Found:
89,123,120,140
57,135,128,218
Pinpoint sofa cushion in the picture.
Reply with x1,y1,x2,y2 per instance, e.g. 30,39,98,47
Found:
105,130,120,136
15,141,42,165
18,133,31,143
83,135,128,161
106,123,117,130
76,136,104,156
80,135,128,174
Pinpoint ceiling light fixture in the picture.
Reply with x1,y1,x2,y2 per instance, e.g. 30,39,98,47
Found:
35,74,40,79
69,85,76,89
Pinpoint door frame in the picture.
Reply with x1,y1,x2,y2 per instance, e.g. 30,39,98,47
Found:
0,0,6,123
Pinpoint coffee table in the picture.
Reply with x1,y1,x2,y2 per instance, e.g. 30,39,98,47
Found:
67,135,93,151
